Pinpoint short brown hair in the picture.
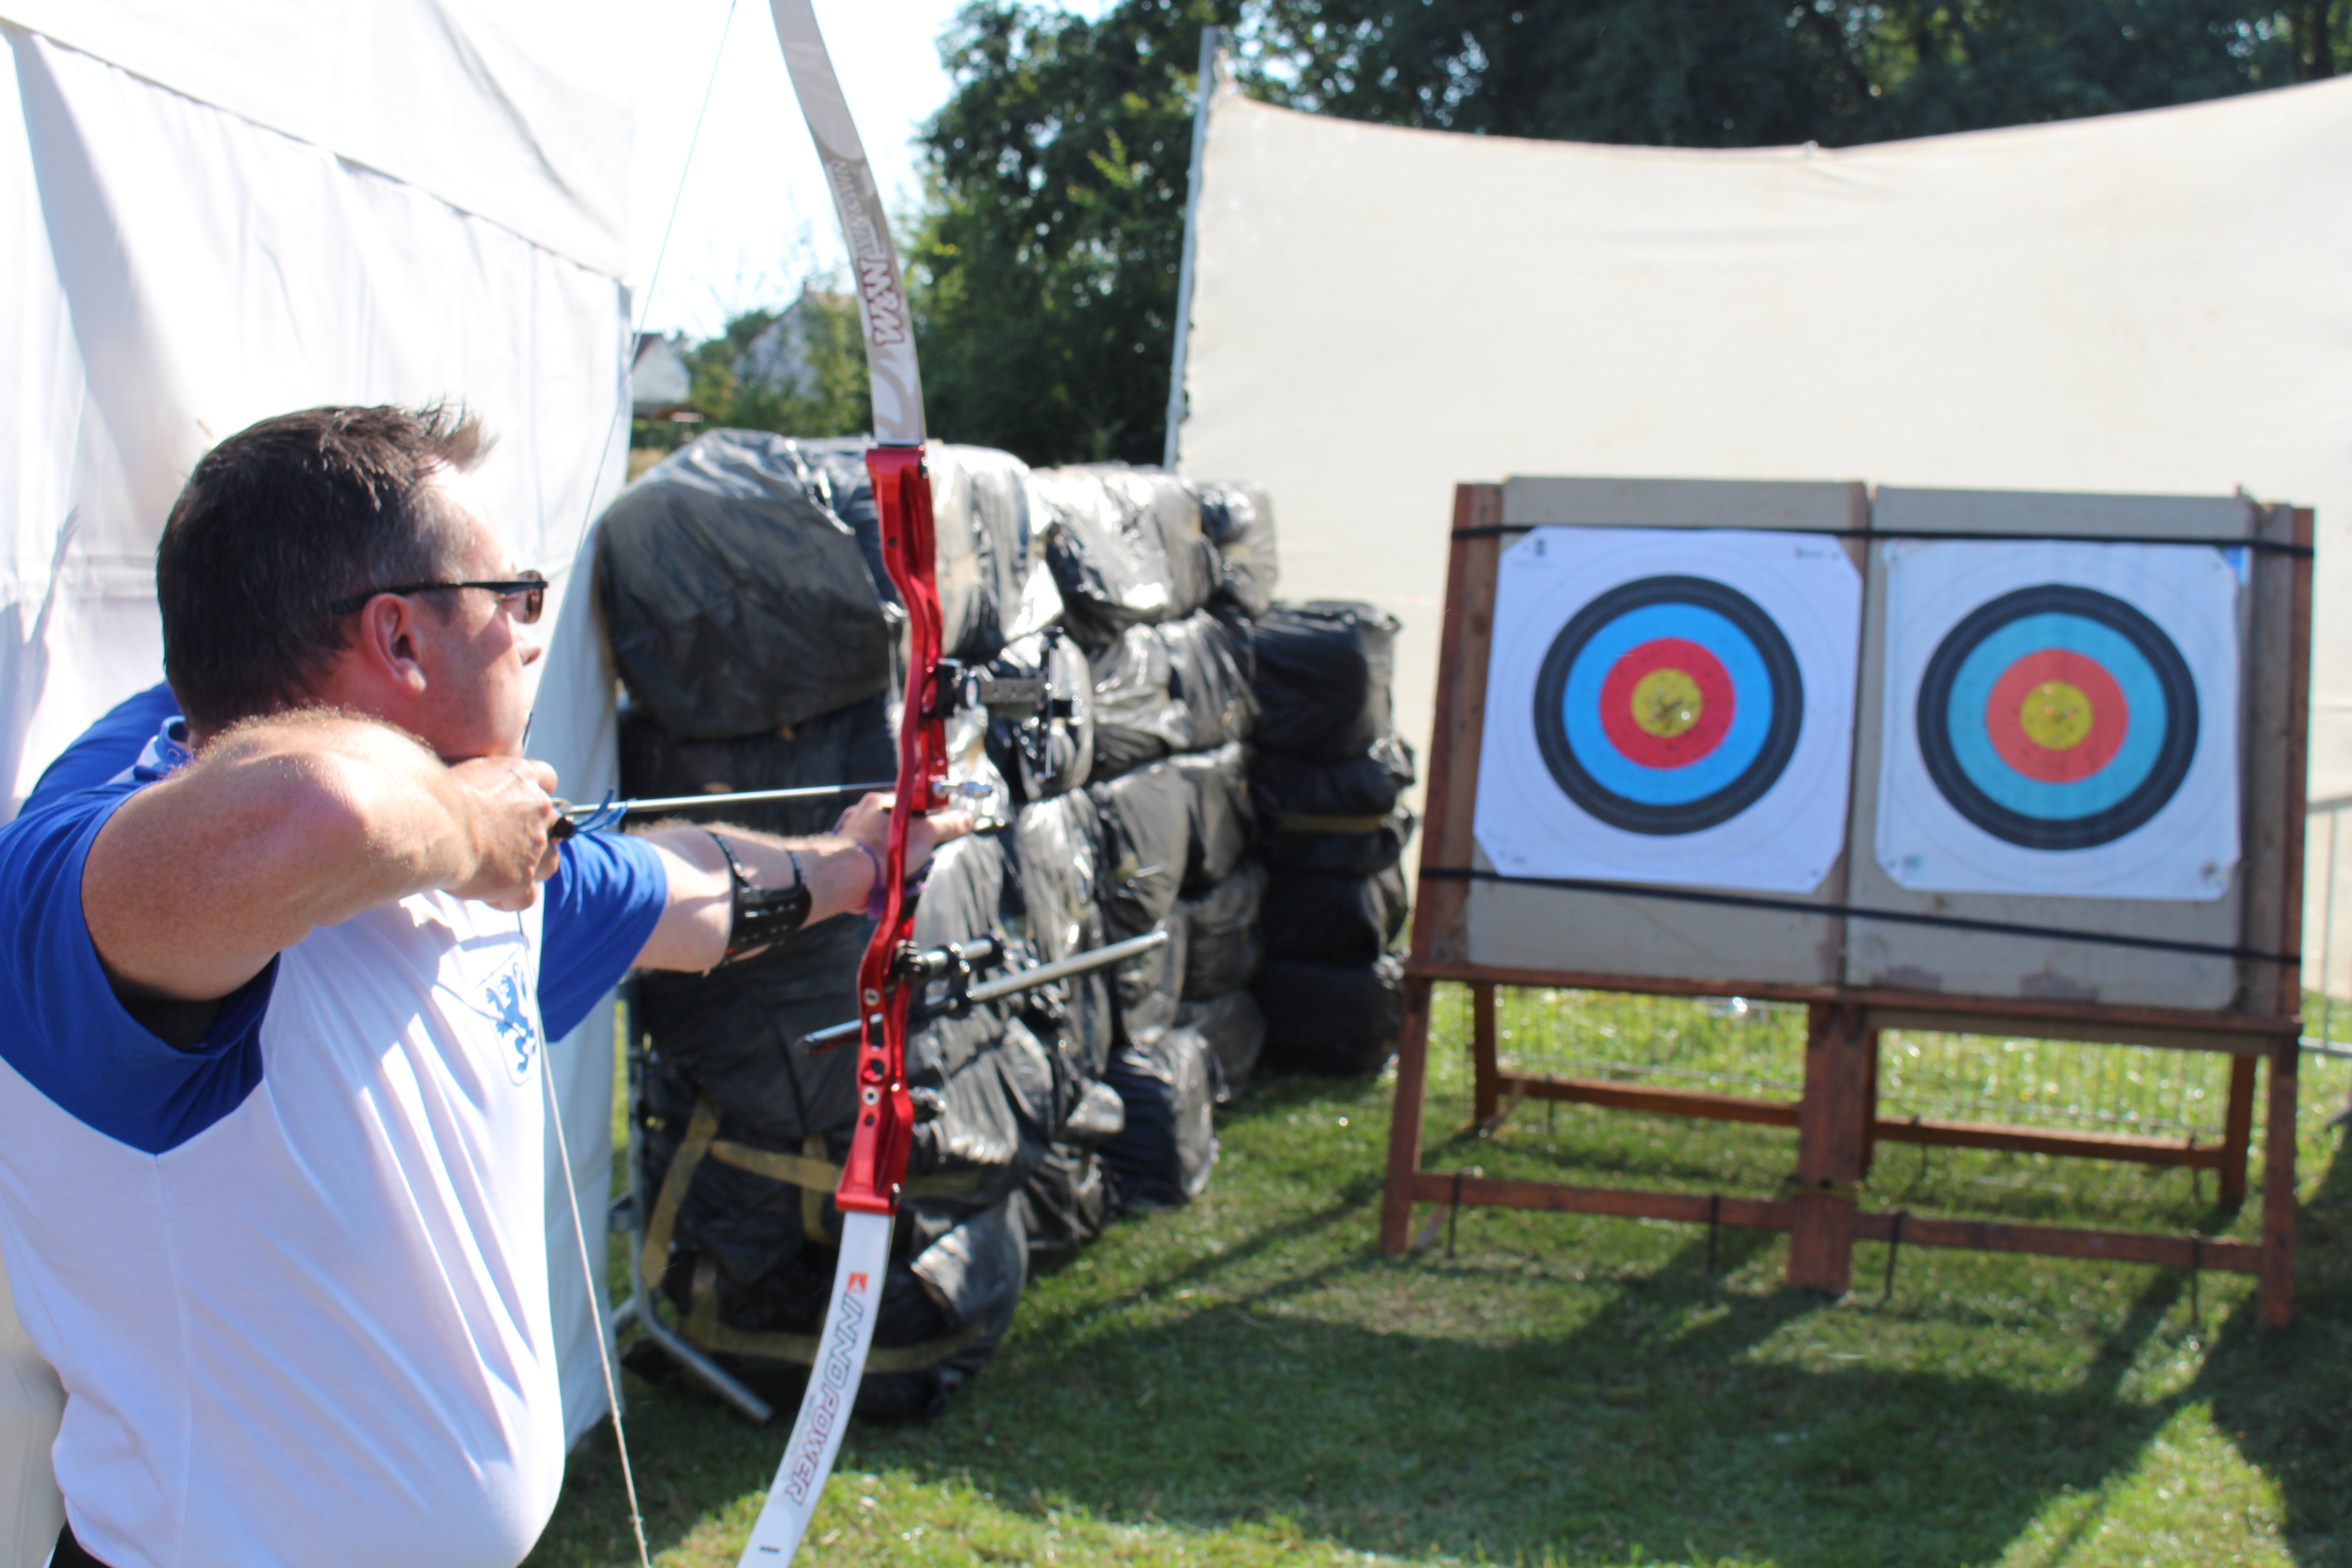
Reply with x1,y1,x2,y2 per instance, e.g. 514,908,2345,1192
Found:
157,404,490,731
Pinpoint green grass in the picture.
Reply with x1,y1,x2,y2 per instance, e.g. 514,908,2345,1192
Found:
530,987,2352,1567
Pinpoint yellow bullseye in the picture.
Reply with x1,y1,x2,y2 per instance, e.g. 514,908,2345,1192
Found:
1631,668,1703,738
2019,679,2093,751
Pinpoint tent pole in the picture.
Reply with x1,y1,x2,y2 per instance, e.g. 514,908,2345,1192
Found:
1162,25,1224,472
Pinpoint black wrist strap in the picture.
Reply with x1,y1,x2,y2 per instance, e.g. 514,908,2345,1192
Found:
708,831,813,968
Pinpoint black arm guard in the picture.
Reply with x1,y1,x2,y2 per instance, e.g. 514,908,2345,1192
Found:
708,831,812,967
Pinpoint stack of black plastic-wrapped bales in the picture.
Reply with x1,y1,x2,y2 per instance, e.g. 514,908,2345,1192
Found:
1248,603,1415,1074
1024,465,1266,1222
604,431,1083,1421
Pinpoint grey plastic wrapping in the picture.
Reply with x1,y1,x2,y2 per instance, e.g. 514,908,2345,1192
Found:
1037,465,1215,649
597,429,894,738
1090,761,1190,941
906,832,1023,1087
986,628,1093,801
1019,1143,1114,1256
801,436,1046,662
1012,792,1116,1077
903,1017,1055,1217
1159,610,1258,752
1086,622,1184,779
1177,991,1266,1105
1112,913,1186,1049
1178,858,1266,999
1099,1024,1219,1209
1196,480,1280,619
1171,740,1254,894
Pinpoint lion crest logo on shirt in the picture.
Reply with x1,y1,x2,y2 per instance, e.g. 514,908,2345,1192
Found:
485,963,539,1086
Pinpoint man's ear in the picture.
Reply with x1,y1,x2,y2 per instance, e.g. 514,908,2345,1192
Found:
352,597,432,697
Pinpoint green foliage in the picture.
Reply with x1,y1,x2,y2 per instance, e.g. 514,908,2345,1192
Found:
909,0,2348,465
1261,0,2342,147
629,291,872,456
911,0,1247,466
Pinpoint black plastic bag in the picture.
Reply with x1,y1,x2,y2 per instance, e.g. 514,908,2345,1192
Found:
1254,954,1406,1076
617,691,897,839
1195,480,1279,620
1259,862,1409,965
1176,991,1265,1105
1159,612,1257,752
1250,733,1416,824
1258,805,1417,880
986,629,1093,802
1099,1024,1218,1208
1171,741,1253,894
1085,622,1183,779
1020,1143,1114,1257
1251,601,1401,763
598,430,895,738
1179,859,1265,1000
636,911,873,1146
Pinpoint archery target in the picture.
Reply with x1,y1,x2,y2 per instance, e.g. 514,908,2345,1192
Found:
1876,541,2240,900
1476,528,1861,892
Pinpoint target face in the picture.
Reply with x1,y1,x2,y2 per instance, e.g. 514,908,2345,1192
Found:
1533,576,1803,834
1875,539,2240,902
1476,528,1861,894
1916,585,2197,851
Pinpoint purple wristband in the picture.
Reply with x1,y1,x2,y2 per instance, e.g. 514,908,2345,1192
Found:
848,838,890,921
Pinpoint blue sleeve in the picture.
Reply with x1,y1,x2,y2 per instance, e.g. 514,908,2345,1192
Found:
22,682,178,813
0,786,272,1155
539,831,668,1041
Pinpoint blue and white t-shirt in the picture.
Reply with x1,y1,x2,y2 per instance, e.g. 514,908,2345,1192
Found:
0,720,666,1568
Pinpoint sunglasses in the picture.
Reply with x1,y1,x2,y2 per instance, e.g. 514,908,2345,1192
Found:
331,569,546,624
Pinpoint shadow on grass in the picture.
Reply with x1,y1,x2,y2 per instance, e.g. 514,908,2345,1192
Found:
543,1076,2352,1568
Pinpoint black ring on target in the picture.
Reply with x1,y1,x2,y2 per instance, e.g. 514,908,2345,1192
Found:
1916,584,2198,851
1533,575,1804,835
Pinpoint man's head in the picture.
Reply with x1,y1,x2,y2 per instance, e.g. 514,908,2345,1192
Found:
157,404,542,758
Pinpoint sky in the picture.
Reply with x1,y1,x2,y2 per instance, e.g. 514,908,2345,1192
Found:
486,0,1105,343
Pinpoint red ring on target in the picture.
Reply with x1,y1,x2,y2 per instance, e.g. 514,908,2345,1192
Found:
1597,637,1735,769
1984,647,2129,783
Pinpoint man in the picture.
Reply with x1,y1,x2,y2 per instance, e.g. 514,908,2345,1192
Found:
0,405,963,1568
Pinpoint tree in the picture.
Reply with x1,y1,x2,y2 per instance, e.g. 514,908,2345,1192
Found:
912,0,1246,466
913,0,2347,464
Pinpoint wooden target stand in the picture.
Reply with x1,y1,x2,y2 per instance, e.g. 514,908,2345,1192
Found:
1378,481,2311,1326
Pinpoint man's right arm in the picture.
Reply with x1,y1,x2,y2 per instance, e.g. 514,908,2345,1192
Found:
82,713,558,1004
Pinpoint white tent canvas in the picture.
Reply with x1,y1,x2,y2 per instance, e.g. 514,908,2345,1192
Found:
1171,74,2352,979
0,5,632,1560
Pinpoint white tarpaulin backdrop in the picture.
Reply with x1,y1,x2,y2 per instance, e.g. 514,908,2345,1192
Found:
1172,77,2352,968
0,5,632,1560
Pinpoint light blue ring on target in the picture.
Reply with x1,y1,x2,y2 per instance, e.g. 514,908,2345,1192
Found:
1533,574,1805,836
1558,603,1774,805
1944,613,2166,821
1916,583,2198,851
